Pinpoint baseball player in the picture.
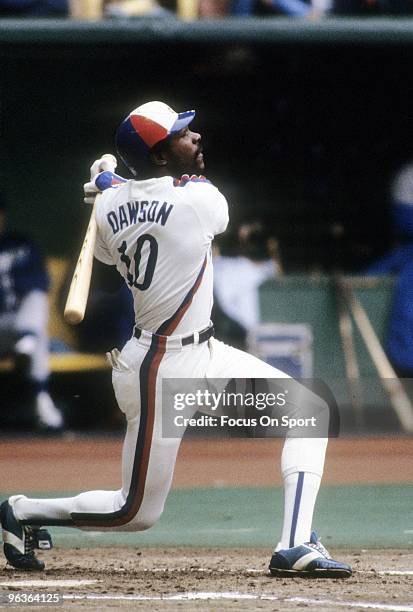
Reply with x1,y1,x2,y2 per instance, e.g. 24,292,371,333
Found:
0,101,351,578
0,197,63,430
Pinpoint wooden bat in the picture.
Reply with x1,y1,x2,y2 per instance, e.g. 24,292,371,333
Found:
339,277,413,433
334,278,364,429
64,153,118,325
64,194,100,325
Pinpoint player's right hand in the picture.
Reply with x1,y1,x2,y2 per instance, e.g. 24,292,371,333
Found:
83,154,117,205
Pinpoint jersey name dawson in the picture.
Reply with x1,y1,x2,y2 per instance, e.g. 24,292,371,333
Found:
107,200,174,235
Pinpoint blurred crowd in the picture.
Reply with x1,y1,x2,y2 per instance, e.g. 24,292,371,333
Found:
0,0,412,19
213,221,282,350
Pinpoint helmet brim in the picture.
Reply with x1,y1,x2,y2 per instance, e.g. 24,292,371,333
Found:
170,110,196,135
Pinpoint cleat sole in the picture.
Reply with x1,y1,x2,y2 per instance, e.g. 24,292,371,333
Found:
269,567,352,579
3,545,45,571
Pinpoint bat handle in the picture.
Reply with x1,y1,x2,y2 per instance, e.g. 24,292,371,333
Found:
64,196,100,325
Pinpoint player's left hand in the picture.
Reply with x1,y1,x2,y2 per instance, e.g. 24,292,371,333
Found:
83,154,118,205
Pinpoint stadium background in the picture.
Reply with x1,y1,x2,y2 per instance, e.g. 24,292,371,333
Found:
2,19,413,270
0,18,412,609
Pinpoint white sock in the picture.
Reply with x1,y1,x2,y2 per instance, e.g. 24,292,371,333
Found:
279,471,321,550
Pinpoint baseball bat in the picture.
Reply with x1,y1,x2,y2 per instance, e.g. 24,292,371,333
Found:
339,277,413,433
64,154,120,325
334,278,364,428
64,194,100,325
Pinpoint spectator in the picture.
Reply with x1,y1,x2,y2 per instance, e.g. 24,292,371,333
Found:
231,0,312,16
213,221,282,348
0,197,63,429
365,160,413,377
179,0,324,18
103,0,172,18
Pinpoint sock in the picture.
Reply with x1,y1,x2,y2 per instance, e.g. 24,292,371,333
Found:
278,471,321,550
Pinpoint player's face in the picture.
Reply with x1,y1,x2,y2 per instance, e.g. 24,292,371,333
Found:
166,127,205,175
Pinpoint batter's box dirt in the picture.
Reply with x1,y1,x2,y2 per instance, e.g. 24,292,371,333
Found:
0,548,412,611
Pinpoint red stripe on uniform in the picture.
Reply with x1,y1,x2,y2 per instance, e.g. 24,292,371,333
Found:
157,255,208,336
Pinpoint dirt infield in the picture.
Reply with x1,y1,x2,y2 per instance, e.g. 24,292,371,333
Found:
0,548,412,610
0,436,412,610
0,435,411,492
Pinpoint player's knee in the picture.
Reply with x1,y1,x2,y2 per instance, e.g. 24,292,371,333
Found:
282,436,328,478
128,508,163,531
132,518,156,531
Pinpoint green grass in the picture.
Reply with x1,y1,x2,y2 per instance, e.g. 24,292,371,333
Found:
2,484,411,549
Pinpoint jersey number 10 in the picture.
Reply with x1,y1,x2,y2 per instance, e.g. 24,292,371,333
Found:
117,234,158,290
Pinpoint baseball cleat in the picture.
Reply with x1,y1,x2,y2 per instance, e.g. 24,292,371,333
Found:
269,531,352,578
0,500,52,571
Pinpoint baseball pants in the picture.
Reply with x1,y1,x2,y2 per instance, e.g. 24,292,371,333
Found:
11,332,328,546
0,290,50,383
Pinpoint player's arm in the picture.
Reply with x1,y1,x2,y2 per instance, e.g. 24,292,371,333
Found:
83,155,128,268
84,157,128,292
83,154,127,206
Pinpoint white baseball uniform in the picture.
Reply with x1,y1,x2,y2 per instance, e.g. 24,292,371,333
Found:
11,175,327,549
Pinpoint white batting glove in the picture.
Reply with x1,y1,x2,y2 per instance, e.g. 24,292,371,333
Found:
83,154,117,205
106,348,132,372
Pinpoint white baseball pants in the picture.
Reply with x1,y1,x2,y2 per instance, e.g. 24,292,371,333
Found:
12,333,327,548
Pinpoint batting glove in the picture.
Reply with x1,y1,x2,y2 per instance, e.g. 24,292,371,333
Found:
83,154,118,205
106,348,132,372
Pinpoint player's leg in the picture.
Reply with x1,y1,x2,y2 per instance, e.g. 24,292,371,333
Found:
14,290,63,429
4,339,187,526
206,338,326,545
7,408,184,531
1,338,210,569
207,338,351,577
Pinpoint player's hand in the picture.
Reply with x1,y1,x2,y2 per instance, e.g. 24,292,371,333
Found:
90,154,117,179
83,154,117,205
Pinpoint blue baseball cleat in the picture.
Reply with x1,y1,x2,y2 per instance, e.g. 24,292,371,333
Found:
269,531,352,578
0,500,52,571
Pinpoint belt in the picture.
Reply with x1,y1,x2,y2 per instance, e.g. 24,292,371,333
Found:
134,324,214,346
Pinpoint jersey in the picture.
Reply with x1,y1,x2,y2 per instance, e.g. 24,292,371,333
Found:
0,232,49,317
94,175,229,335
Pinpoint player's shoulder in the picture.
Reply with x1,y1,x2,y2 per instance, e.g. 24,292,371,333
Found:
97,178,131,210
171,175,226,204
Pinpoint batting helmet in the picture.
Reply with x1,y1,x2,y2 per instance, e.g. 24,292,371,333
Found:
115,101,196,177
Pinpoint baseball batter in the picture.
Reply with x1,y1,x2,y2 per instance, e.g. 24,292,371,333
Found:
1,101,351,578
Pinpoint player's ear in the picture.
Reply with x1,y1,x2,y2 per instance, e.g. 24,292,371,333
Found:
150,143,168,168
